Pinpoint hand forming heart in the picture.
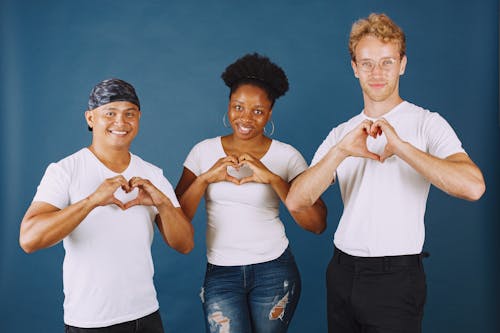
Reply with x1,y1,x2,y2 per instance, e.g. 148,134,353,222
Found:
339,118,402,163
206,154,273,186
91,175,167,210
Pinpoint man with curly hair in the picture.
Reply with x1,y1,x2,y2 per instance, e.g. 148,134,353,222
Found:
287,13,485,333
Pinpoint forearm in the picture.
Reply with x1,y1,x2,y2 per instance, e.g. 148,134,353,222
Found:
178,175,209,220
289,199,327,234
20,198,97,253
269,175,327,234
396,143,485,201
286,146,345,210
156,205,194,254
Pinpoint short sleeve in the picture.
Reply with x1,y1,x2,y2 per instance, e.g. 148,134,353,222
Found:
154,170,180,208
286,146,308,181
32,163,71,209
424,113,465,158
310,128,337,167
183,142,202,176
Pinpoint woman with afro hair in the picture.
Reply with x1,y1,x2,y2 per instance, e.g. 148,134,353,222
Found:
175,53,327,333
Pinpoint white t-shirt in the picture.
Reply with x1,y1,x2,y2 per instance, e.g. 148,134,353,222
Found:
32,148,180,328
311,101,465,257
184,137,307,266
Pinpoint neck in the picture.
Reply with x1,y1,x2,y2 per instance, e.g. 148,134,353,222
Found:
88,142,131,173
222,133,271,158
363,94,404,119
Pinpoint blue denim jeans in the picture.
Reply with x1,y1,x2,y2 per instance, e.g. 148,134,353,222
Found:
201,247,301,333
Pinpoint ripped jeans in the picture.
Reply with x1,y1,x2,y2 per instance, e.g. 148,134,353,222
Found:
200,247,301,333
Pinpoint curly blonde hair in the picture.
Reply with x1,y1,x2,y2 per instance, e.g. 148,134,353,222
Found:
349,13,406,61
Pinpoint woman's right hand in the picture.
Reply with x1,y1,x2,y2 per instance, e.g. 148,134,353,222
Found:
201,156,240,185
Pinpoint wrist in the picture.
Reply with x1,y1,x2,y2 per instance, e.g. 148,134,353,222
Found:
268,173,284,186
331,145,349,161
83,195,99,210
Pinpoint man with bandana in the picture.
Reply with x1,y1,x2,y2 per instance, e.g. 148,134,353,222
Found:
19,78,193,332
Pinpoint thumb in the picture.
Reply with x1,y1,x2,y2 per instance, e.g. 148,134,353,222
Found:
111,197,126,210
124,198,140,210
363,150,381,162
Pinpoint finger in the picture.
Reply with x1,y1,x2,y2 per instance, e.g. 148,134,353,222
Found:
124,198,140,209
363,150,381,161
223,174,240,185
360,120,373,132
368,123,380,137
111,197,126,210
238,176,255,185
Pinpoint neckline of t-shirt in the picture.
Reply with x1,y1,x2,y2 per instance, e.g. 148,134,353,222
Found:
217,136,274,161
361,100,408,121
84,147,134,175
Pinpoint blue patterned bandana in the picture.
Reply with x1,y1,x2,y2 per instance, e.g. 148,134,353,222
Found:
88,78,140,110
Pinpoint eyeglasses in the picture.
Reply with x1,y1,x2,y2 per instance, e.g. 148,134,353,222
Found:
356,57,398,72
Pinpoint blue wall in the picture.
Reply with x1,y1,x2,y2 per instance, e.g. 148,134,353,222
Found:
1,1,498,332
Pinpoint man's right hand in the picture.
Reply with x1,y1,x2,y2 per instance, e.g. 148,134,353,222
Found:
88,175,131,210
337,120,381,161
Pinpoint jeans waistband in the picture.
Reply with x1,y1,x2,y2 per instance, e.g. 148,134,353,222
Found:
334,247,428,268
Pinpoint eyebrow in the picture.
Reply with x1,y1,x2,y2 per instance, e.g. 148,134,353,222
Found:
103,107,139,112
231,100,267,108
358,56,397,61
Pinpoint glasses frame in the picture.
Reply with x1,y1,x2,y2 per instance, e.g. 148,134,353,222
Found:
356,57,399,73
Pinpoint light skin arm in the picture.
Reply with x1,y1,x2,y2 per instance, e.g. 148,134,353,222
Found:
372,118,485,201
124,177,194,254
286,120,379,211
238,153,327,234
19,175,130,254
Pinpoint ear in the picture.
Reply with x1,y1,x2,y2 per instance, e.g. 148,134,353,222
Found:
351,59,359,78
85,110,94,129
399,55,407,75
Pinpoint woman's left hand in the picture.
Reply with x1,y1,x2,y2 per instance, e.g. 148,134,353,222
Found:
237,153,280,185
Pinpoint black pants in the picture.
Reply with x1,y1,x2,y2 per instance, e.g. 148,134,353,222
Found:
65,310,164,333
326,247,427,333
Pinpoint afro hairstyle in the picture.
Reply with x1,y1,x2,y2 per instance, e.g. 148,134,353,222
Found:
221,53,289,105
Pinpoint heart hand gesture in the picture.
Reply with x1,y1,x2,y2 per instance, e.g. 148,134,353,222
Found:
370,118,404,162
202,155,241,185
123,177,173,210
88,175,131,209
236,153,277,185
338,120,381,161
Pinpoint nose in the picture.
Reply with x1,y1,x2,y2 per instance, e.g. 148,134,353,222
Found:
370,63,384,75
240,109,253,121
114,113,126,124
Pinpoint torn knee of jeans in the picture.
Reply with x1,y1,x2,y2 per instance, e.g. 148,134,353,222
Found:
269,291,289,321
208,310,230,333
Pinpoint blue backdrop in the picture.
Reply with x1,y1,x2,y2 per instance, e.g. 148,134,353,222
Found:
1,1,498,332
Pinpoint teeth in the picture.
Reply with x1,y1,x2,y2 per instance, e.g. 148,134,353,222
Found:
238,125,252,133
110,130,127,135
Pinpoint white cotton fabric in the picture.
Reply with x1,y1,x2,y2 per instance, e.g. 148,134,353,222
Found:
311,101,465,257
184,137,307,266
33,148,179,328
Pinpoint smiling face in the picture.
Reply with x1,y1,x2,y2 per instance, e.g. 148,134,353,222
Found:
227,84,273,140
351,35,407,104
85,101,141,150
